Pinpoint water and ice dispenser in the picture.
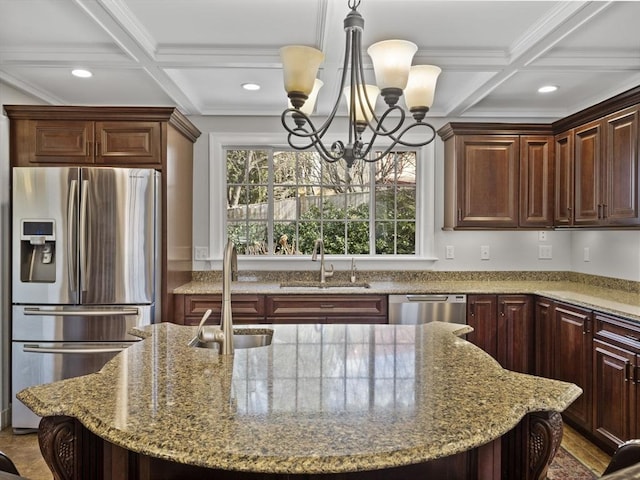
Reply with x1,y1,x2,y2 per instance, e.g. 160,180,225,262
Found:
19,219,56,283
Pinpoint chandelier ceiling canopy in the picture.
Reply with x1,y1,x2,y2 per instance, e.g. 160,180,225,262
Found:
280,0,441,168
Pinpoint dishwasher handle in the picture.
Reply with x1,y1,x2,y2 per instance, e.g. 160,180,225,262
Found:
406,295,450,302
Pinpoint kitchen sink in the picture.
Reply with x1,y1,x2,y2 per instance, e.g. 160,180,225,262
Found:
280,281,371,289
191,328,273,350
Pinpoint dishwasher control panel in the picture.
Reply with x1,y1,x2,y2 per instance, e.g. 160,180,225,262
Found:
388,294,467,325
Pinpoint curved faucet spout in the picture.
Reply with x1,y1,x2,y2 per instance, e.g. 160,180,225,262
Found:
311,239,334,284
220,239,238,355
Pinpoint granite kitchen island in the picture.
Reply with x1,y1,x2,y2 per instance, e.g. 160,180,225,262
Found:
18,322,581,480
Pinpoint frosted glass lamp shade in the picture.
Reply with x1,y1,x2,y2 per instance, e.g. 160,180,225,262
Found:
280,46,325,98
288,79,324,115
343,84,380,123
367,40,417,90
404,65,442,110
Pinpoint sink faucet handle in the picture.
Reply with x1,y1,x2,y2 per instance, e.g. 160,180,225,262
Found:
325,264,334,278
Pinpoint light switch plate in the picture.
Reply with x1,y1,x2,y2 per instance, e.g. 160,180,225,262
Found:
445,245,455,259
538,245,552,259
480,245,490,260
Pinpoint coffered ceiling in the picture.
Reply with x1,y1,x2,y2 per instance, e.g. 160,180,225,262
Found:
1,0,639,121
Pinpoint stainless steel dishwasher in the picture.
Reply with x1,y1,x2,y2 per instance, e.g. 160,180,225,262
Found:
388,294,467,325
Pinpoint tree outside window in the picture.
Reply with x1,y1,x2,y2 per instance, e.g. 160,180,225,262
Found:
226,149,417,256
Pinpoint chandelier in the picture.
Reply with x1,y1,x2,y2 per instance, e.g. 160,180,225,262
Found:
280,0,441,168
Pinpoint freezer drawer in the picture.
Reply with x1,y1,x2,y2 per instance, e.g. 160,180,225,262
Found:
12,341,133,430
12,304,152,342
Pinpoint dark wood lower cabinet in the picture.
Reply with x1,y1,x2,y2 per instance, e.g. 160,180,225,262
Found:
535,298,640,454
467,294,533,374
552,302,593,430
534,298,554,378
591,312,640,452
173,294,388,325
592,339,635,447
37,412,563,480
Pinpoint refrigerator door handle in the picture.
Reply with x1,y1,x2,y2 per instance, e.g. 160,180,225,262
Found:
79,178,89,293
22,307,140,317
23,344,130,355
67,179,78,292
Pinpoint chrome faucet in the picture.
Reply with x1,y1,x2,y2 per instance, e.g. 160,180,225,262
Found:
311,239,334,284
191,240,237,354
219,239,238,355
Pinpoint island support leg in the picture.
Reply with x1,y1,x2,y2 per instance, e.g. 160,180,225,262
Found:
38,416,78,480
503,411,563,480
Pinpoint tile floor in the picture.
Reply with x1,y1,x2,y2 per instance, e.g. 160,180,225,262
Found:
0,423,612,480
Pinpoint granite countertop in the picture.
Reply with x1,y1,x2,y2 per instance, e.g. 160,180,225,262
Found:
18,322,581,474
175,275,640,323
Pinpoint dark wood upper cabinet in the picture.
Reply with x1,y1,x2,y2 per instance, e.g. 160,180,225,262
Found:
520,136,554,227
554,105,640,227
95,121,161,164
438,124,554,229
554,130,574,226
10,116,162,166
603,106,640,225
574,119,603,225
456,135,519,228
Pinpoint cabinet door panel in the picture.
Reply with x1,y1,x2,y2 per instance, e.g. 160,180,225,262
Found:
26,120,94,164
466,295,498,359
604,106,640,225
95,122,162,164
554,131,574,225
553,304,592,429
520,136,554,227
592,339,635,449
574,120,602,225
456,136,519,227
497,295,533,374
534,298,554,378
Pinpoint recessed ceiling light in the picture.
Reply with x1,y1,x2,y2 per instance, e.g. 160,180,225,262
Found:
538,85,558,93
72,69,92,78
242,83,261,91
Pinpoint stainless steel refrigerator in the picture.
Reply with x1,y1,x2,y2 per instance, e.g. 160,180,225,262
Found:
11,167,159,430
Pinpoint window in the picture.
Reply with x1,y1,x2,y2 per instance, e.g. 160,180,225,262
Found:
226,148,418,256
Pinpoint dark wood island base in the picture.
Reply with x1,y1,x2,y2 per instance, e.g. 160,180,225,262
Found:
38,411,563,480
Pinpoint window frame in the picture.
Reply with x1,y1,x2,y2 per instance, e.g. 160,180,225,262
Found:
208,132,437,270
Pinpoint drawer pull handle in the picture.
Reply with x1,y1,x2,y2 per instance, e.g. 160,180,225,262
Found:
320,304,335,309
624,334,640,342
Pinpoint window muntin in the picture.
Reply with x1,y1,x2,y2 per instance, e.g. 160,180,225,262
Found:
226,149,417,256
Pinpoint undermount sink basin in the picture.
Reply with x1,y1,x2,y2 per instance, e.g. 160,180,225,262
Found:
191,328,273,350
280,281,371,289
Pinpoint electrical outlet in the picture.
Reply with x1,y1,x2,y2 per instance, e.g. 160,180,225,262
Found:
538,231,548,242
584,247,590,262
445,245,455,259
480,245,490,260
194,247,208,260
538,245,552,259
